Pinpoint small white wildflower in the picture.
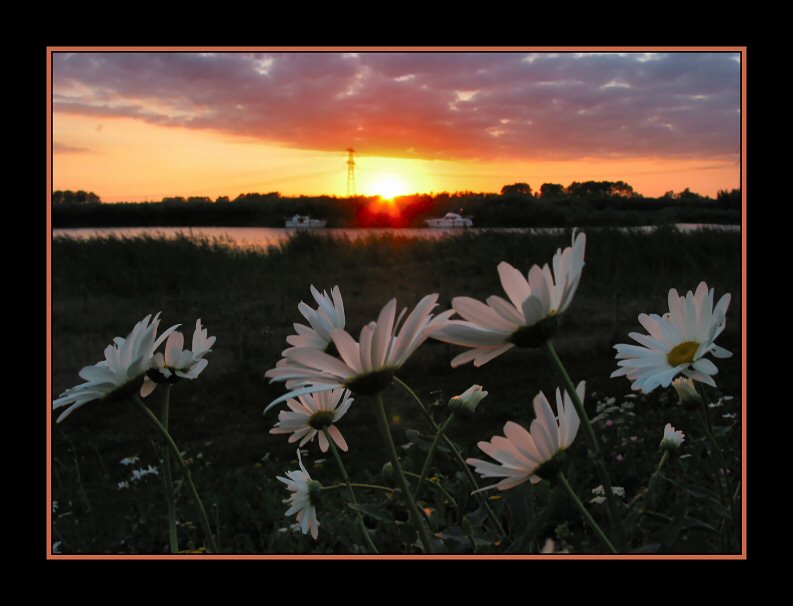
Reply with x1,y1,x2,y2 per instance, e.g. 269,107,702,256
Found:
120,455,140,466
592,484,624,498
130,465,159,481
709,399,724,408
722,412,737,420
589,496,606,505
52,500,59,513
117,481,130,490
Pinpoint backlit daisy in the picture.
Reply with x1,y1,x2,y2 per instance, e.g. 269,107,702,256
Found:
53,313,179,423
140,319,216,397
270,387,353,452
277,450,322,540
611,282,732,393
286,285,346,352
431,231,586,367
265,294,452,411
467,381,584,490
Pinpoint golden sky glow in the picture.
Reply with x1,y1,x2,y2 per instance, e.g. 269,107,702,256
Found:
54,114,738,201
53,52,741,201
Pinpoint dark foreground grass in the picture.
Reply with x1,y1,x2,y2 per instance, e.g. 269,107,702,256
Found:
51,227,742,554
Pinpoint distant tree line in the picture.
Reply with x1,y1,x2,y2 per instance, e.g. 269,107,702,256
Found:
52,183,741,229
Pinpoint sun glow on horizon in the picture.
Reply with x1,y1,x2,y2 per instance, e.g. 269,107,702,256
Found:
369,175,410,200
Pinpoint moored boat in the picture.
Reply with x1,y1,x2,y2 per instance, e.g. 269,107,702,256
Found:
424,212,474,228
285,215,328,228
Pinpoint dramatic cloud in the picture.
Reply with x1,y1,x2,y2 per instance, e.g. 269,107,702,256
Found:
53,51,740,162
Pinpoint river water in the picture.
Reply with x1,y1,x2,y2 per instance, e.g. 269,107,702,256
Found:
52,224,740,249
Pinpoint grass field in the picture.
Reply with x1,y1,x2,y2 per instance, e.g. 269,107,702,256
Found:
51,227,742,554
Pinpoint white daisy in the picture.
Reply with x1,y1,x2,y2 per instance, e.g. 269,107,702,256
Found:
265,294,452,411
140,319,216,397
285,285,346,352
53,313,180,423
430,231,586,367
277,450,322,540
660,423,685,451
467,381,584,490
270,388,353,452
611,282,732,393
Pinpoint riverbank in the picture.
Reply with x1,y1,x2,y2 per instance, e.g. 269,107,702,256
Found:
51,227,743,553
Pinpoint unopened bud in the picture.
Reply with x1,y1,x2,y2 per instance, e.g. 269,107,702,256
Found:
672,377,703,410
381,461,394,482
660,423,685,451
448,384,488,418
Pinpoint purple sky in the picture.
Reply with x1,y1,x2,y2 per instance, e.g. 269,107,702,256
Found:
53,51,741,163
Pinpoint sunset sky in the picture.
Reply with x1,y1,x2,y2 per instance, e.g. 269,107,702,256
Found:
52,50,742,201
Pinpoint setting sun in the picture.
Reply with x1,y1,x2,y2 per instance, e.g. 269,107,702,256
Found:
372,175,409,200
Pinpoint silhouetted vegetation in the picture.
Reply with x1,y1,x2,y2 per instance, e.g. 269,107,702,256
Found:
52,184,741,228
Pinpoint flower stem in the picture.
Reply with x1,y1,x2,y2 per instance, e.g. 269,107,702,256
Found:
557,471,618,554
393,377,507,538
160,385,179,554
543,340,626,551
695,385,729,505
133,395,219,554
657,449,670,474
375,393,435,554
405,471,458,509
415,414,454,501
321,429,379,554
323,483,399,493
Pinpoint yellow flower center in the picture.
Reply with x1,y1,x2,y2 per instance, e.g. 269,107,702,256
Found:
667,341,700,367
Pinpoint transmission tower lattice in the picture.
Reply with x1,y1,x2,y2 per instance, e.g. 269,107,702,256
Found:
346,147,356,196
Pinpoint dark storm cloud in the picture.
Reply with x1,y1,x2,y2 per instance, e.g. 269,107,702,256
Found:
53,51,740,161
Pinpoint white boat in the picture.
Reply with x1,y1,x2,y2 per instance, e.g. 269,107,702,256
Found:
424,212,473,228
285,215,327,228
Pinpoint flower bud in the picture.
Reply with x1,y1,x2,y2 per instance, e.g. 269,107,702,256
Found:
448,384,488,418
381,461,394,482
672,377,703,410
660,423,685,451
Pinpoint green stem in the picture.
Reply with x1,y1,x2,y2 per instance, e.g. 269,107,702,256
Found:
375,393,434,553
404,471,458,509
657,449,670,473
160,385,179,554
324,483,399,494
133,395,219,554
415,414,454,501
322,429,379,554
393,377,507,538
557,472,618,554
695,388,729,504
543,340,626,551
694,406,728,506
